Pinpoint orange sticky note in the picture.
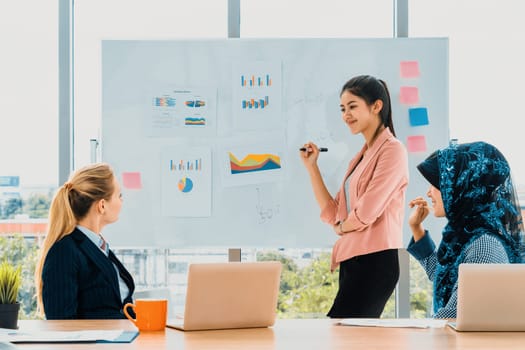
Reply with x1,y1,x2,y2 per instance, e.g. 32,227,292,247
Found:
407,135,427,153
122,172,142,189
399,86,419,105
400,61,420,78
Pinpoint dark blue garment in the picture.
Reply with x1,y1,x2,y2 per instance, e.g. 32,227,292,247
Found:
42,228,135,319
416,141,524,314
407,231,509,318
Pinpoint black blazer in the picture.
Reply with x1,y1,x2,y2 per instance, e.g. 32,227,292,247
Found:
42,228,135,319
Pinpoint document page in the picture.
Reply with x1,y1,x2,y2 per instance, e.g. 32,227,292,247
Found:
0,329,126,343
337,318,448,329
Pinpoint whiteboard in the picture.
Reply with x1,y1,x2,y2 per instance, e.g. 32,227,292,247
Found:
101,38,449,248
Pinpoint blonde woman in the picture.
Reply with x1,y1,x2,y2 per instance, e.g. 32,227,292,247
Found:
35,163,135,319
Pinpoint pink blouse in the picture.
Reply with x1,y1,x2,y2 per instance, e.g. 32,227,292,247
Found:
320,128,409,271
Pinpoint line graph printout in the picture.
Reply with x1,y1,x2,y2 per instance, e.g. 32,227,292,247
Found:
147,87,217,137
160,146,212,217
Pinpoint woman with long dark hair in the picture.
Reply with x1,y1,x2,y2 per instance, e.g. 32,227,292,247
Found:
300,75,409,318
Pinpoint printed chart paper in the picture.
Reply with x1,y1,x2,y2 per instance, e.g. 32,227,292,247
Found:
219,138,285,187
232,61,282,130
161,147,212,217
147,87,217,137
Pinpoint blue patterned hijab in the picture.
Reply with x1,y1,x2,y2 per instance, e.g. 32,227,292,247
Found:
417,141,524,312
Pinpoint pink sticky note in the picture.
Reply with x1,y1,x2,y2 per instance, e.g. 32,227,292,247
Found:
122,172,142,189
399,86,419,105
400,61,420,78
407,135,427,153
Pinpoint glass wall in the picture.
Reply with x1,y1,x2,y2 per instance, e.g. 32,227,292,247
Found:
5,0,525,319
71,0,395,319
0,1,58,201
410,0,525,190
73,0,228,167
239,0,396,317
241,0,393,38
408,0,525,318
0,0,58,319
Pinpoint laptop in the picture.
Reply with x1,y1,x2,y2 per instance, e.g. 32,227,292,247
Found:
449,263,525,331
166,261,282,331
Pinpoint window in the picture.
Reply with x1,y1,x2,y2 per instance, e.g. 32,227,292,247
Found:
9,0,522,321
73,0,395,319
0,0,58,319
73,0,228,167
0,2,58,203
408,0,525,318
410,0,525,189
241,0,393,38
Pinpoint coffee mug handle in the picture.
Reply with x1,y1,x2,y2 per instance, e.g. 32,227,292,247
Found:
123,303,137,325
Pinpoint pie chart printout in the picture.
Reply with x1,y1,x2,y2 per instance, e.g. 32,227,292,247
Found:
178,176,193,193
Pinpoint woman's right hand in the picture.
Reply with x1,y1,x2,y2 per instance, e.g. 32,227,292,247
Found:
300,142,320,169
408,196,430,241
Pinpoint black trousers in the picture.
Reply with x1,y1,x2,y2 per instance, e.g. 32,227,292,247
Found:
327,249,399,318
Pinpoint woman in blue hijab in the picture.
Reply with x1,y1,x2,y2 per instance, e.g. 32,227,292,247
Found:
407,141,523,318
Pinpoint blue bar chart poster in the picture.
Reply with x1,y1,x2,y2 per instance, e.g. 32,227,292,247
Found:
232,61,282,131
160,146,212,217
147,87,217,137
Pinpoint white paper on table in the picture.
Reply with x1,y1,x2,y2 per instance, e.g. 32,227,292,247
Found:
0,329,124,343
337,318,448,329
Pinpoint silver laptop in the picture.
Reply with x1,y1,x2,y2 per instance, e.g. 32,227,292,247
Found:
449,263,525,331
166,261,282,331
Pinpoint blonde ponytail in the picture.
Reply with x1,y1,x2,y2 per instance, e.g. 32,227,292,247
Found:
34,163,115,316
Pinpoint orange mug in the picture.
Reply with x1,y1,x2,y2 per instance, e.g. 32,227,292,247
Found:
123,298,167,331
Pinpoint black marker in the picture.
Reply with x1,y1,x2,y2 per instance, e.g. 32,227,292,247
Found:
300,147,328,152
